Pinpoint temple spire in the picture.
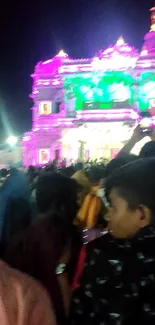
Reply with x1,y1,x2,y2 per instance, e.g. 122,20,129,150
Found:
116,36,125,46
56,49,68,57
150,7,155,32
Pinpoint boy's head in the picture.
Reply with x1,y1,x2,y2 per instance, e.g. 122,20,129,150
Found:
105,158,155,239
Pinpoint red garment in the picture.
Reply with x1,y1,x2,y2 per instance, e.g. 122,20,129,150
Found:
72,246,86,291
71,229,107,291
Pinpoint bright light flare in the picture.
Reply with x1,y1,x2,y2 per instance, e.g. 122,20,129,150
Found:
7,135,18,147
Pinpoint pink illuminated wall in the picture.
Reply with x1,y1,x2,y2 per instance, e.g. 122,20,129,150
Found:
22,10,155,166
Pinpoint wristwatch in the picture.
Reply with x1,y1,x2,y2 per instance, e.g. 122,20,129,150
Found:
56,263,67,275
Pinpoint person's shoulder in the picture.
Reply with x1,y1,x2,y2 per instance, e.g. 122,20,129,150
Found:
85,233,118,269
0,259,44,296
87,232,115,253
0,260,57,325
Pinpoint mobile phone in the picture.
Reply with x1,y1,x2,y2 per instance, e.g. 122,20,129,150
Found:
139,117,153,135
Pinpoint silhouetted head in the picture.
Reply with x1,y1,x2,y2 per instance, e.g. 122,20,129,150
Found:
139,141,155,158
104,154,138,179
36,172,79,226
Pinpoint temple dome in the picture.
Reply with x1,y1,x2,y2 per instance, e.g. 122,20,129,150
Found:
99,37,138,59
92,37,138,71
34,50,71,76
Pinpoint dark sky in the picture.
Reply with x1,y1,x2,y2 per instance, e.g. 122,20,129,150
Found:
0,0,154,141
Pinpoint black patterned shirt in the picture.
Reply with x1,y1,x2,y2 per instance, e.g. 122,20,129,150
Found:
70,226,155,325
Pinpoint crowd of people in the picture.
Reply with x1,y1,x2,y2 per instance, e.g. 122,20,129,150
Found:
1,125,155,324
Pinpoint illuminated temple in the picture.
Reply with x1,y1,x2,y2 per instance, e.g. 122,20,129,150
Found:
23,8,155,166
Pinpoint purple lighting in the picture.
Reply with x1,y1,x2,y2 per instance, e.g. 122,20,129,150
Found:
77,113,135,120
76,109,139,121
23,10,155,166
76,109,137,115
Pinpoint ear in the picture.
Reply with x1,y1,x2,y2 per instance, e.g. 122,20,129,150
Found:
138,205,151,228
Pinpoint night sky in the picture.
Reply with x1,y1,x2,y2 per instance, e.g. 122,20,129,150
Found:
0,0,154,141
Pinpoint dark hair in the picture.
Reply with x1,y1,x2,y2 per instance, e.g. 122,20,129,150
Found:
105,158,155,218
0,169,8,178
28,166,35,173
36,172,78,226
104,154,138,178
36,172,82,287
85,165,105,184
74,162,84,171
59,166,75,177
139,141,155,158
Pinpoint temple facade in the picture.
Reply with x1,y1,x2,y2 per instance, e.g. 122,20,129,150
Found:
22,8,155,166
